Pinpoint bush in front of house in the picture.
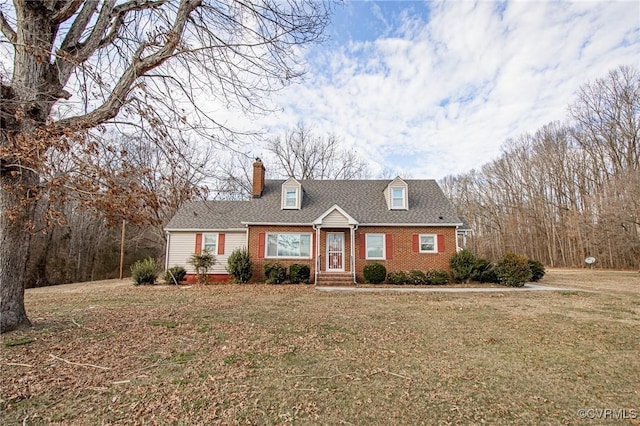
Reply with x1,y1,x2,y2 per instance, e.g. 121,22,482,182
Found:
387,270,409,285
495,252,532,287
409,270,428,285
131,258,158,285
478,264,500,283
470,258,491,282
450,249,478,283
528,259,546,282
363,262,387,284
289,263,311,284
163,266,187,285
227,248,253,283
264,262,287,284
426,268,450,285
189,249,216,284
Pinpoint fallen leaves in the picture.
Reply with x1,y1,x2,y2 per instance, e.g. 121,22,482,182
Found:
1,272,639,424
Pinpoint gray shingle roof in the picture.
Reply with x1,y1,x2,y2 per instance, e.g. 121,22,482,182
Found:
165,179,463,230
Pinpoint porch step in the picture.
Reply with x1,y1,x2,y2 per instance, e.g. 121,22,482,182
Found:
316,273,355,286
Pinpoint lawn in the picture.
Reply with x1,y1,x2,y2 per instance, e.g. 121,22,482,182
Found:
2,269,639,425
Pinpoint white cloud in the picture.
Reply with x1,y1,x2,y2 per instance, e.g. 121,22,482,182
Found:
246,0,640,179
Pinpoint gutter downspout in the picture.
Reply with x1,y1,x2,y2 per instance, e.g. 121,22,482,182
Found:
351,225,358,284
164,231,171,271
313,224,320,285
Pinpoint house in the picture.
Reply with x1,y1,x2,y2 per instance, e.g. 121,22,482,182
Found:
164,159,466,284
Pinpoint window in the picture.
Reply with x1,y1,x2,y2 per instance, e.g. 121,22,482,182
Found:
284,188,298,209
366,234,385,259
391,187,405,209
266,233,311,258
419,234,436,253
203,233,218,253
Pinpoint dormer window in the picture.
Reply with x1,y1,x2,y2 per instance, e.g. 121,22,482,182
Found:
285,188,298,208
385,177,408,210
392,188,405,209
281,177,302,210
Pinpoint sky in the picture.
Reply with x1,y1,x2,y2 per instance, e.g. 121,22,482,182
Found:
245,0,640,180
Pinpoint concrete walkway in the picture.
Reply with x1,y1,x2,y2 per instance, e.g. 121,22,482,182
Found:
315,283,569,293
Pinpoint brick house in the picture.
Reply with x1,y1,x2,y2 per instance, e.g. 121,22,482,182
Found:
165,160,467,284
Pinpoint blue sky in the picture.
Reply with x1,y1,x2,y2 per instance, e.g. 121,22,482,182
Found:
241,0,640,179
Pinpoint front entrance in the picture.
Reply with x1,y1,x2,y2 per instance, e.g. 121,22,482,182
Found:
326,232,345,271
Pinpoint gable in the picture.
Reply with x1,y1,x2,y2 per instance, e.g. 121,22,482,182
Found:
281,177,302,210
313,204,358,227
383,177,409,210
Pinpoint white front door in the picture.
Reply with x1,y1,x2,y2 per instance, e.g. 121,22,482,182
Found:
326,232,344,272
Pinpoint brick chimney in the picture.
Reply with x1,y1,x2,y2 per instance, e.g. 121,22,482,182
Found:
252,158,266,198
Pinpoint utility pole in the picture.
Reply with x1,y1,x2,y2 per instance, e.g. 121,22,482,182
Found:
119,219,126,280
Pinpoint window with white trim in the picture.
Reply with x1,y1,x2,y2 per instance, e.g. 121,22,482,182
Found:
203,233,218,253
391,187,405,209
266,233,311,258
366,234,385,259
419,234,437,253
284,188,298,209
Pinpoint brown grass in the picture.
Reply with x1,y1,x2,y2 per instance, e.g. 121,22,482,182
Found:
2,269,639,425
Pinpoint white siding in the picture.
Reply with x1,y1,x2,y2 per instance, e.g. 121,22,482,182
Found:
216,232,246,274
167,231,247,274
322,210,349,227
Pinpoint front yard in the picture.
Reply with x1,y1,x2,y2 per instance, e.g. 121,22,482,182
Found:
2,269,639,424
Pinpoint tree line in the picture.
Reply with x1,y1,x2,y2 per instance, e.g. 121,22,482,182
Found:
441,65,639,269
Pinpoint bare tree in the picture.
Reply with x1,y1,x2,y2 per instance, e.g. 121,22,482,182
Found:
0,0,329,332
266,122,369,180
443,66,639,270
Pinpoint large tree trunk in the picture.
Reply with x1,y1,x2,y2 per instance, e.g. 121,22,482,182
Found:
0,170,37,332
0,3,57,333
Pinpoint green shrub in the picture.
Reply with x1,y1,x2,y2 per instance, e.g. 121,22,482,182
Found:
528,259,546,282
426,269,450,285
189,249,216,284
363,262,387,284
131,258,158,285
479,264,500,283
289,263,311,284
495,252,532,287
387,270,409,285
450,249,477,283
469,258,491,281
227,248,253,283
264,262,286,284
163,266,187,285
408,270,427,285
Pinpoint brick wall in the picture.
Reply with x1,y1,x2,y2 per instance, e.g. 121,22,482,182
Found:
247,225,456,283
353,226,456,282
248,225,316,282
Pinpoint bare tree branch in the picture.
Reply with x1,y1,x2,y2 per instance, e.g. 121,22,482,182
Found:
0,10,16,44
58,0,100,54
267,122,369,180
51,0,85,24
55,0,200,131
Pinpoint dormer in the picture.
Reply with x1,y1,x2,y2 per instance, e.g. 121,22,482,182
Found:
384,177,408,210
281,177,302,210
